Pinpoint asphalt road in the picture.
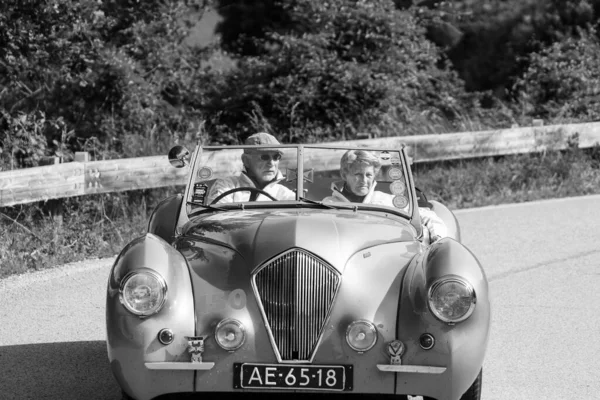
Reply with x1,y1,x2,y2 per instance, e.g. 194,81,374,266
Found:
1,194,599,400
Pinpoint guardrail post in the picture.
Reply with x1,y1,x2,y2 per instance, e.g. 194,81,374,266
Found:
39,156,63,225
74,152,90,162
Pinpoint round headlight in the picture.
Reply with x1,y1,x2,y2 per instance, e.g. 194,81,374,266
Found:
346,320,377,352
428,277,476,323
119,270,167,317
215,319,246,351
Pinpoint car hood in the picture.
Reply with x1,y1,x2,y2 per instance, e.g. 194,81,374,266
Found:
177,209,417,272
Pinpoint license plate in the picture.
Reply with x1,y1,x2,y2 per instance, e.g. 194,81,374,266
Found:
234,363,353,391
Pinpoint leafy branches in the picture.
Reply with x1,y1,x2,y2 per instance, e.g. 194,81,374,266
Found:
204,0,480,143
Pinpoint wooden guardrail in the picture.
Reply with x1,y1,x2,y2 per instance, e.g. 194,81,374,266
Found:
1,121,599,207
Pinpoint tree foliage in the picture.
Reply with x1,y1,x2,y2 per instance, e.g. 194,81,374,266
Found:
205,0,482,143
436,0,600,93
515,28,600,121
1,0,600,168
0,0,208,168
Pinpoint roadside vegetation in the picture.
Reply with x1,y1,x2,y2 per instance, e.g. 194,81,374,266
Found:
2,0,600,277
3,144,600,279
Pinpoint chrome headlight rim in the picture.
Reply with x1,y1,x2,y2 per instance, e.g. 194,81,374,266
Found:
345,319,378,352
215,318,246,351
119,269,168,317
427,276,476,324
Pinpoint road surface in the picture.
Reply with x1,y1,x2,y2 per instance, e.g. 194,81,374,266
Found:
1,195,599,399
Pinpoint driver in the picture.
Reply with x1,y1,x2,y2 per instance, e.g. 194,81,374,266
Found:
206,132,296,203
323,149,448,241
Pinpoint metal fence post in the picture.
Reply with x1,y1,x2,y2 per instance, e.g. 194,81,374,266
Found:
39,156,63,225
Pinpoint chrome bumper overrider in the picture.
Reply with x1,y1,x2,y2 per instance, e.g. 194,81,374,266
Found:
376,365,446,374
145,362,215,370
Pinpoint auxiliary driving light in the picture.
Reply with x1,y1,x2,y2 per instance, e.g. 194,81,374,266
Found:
346,320,377,352
215,319,246,351
158,328,174,345
428,277,476,324
419,333,435,350
119,270,167,317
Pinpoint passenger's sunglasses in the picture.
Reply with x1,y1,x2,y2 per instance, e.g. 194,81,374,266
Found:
258,153,282,161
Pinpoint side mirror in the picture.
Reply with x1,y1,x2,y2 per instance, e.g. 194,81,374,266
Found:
168,145,190,168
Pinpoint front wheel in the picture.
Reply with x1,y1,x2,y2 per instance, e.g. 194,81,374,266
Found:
121,390,135,400
459,369,482,400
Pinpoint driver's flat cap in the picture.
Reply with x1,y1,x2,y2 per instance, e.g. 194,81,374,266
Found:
244,132,282,153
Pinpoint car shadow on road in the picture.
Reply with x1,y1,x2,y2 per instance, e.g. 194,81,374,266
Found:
0,340,121,400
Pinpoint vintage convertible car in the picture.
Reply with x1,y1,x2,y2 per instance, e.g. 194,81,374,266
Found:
106,143,490,400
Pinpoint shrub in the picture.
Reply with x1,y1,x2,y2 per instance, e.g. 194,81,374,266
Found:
438,0,597,94
0,0,209,165
514,28,600,121
203,0,486,143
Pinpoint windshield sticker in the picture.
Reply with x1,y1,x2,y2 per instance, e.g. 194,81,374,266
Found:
390,154,401,165
379,151,390,162
388,167,404,181
392,195,408,208
192,183,208,204
197,167,213,180
390,180,406,195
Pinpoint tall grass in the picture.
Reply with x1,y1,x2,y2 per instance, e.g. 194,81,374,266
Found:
413,145,600,209
0,189,173,278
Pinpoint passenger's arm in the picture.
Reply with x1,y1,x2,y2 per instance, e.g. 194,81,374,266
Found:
419,207,448,242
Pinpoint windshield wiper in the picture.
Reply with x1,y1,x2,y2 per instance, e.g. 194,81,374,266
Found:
298,197,355,210
186,201,230,213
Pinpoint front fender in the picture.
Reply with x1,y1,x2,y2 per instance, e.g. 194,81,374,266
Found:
396,238,490,400
430,200,460,242
147,194,183,243
106,233,195,400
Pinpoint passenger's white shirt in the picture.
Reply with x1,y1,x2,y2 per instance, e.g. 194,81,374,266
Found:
323,181,448,240
206,171,296,204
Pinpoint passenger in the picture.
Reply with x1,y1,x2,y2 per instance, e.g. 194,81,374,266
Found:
323,149,448,241
206,132,296,204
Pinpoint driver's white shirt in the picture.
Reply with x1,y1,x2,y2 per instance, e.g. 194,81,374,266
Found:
206,171,296,204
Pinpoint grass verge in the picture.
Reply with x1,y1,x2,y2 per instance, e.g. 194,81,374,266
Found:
2,145,600,279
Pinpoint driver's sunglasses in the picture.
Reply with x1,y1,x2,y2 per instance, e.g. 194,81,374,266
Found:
258,153,282,161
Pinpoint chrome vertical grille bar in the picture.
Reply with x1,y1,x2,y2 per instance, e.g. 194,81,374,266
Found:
253,249,340,362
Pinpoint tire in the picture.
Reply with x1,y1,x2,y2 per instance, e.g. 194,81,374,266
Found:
459,369,482,400
121,390,135,400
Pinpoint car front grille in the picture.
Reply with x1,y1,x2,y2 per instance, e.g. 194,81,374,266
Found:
253,249,340,362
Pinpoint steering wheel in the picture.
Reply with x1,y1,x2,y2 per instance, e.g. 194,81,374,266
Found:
209,186,278,204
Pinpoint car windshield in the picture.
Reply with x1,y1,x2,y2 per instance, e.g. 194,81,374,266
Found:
184,145,414,217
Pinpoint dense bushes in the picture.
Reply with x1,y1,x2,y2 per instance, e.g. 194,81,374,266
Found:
0,0,207,169
514,28,600,121
3,0,600,165
203,0,488,143
430,0,600,94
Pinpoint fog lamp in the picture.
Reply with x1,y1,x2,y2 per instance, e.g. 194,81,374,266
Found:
428,277,476,324
346,320,377,352
419,333,435,350
158,328,174,345
215,319,245,351
119,270,167,317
